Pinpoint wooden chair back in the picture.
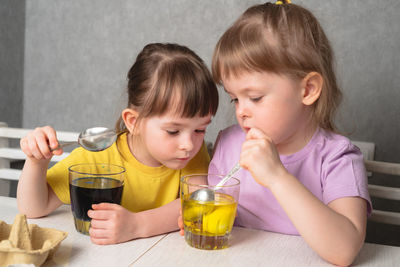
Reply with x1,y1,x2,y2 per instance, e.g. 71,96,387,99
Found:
0,122,78,196
365,160,400,225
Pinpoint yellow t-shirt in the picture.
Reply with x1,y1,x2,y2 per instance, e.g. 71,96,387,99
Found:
47,133,210,212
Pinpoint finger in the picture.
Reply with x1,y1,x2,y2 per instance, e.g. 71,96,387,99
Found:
242,141,265,156
42,126,59,151
89,227,111,242
89,227,119,245
27,134,45,160
239,157,250,171
88,209,113,220
50,143,64,156
179,228,185,236
90,236,110,245
241,138,262,150
92,203,120,210
34,130,53,159
91,237,114,245
246,127,269,140
20,138,33,158
52,147,64,156
178,215,183,229
90,218,110,229
240,140,263,170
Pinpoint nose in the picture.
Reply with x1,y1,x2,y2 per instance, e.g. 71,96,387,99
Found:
236,102,250,119
179,133,194,152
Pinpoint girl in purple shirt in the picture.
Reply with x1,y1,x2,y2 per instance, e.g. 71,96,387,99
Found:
209,1,371,266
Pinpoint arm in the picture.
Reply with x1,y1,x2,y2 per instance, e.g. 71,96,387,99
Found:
241,128,366,266
88,198,181,245
92,175,209,244
270,173,366,266
17,126,63,218
135,198,181,237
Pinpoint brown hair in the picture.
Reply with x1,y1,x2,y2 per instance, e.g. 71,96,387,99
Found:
116,43,218,132
212,2,342,132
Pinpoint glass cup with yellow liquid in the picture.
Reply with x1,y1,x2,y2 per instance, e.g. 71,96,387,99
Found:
180,174,240,250
68,163,125,235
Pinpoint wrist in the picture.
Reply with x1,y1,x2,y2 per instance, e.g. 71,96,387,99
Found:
268,169,295,193
26,157,51,167
24,158,51,176
131,211,149,239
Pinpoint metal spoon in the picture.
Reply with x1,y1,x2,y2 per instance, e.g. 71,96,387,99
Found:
190,163,241,202
51,127,117,152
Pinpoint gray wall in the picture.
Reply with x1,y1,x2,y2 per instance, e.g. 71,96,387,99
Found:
0,0,25,197
19,0,400,164
1,0,399,159
0,0,398,164
0,0,25,128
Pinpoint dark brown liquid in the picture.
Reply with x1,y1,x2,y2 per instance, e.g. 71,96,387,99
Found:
69,177,123,221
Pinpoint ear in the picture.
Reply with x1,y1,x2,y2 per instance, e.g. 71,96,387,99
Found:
121,108,140,134
301,72,323,106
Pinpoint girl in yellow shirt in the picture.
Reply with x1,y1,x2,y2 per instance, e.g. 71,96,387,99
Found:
17,43,219,245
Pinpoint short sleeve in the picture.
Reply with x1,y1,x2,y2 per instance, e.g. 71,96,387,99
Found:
47,147,89,204
322,143,372,215
46,153,78,204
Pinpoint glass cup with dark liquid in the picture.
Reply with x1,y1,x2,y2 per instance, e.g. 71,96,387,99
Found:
68,163,125,235
180,174,240,250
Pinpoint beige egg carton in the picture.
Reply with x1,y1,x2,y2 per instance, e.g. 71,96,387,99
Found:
0,214,67,267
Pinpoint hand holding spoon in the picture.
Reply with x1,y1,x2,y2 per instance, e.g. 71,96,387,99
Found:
51,127,117,152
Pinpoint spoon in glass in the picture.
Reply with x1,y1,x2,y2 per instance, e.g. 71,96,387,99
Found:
51,127,117,152
190,163,241,202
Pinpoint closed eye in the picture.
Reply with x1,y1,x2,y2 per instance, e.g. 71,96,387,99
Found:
250,96,263,102
195,129,206,134
166,130,179,135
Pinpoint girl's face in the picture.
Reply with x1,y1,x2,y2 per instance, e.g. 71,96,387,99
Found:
132,111,212,169
222,71,312,154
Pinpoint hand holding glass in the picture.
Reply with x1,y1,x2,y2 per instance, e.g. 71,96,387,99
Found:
69,163,125,235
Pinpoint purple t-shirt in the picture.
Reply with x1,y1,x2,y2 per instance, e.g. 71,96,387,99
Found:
209,124,372,235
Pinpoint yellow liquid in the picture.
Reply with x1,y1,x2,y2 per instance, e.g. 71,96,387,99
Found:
73,217,91,235
182,192,237,250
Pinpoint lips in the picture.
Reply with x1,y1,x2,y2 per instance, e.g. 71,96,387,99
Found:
240,122,251,133
241,125,251,133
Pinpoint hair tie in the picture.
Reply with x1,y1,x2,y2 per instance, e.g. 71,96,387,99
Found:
276,0,291,5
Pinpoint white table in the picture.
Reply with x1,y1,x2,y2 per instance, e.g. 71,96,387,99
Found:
0,196,165,267
133,227,400,267
1,196,399,267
